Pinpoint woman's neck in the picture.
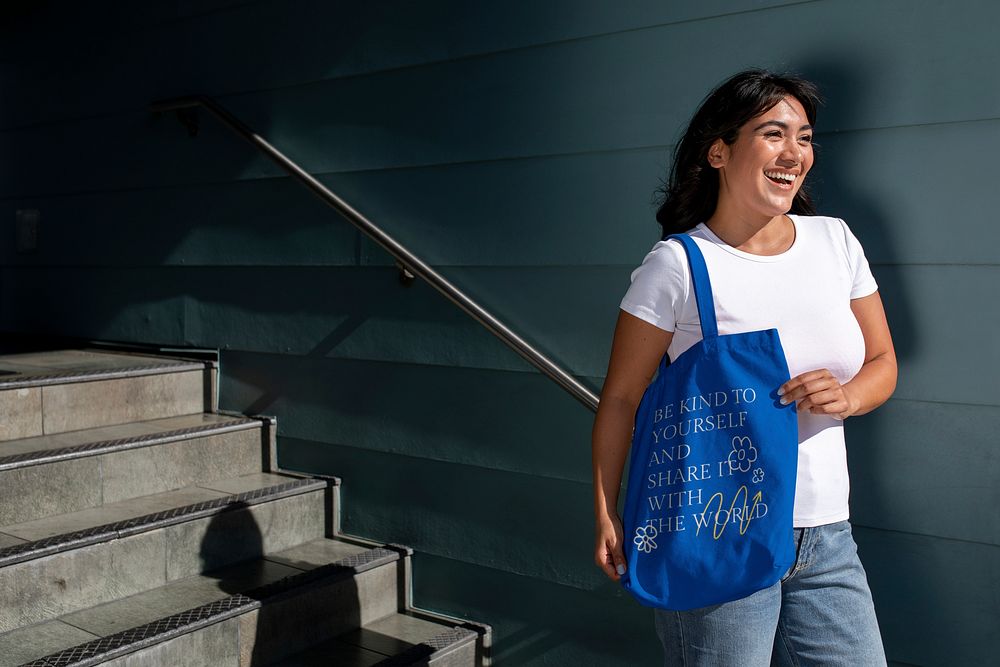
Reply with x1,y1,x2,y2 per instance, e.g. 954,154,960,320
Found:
704,210,795,256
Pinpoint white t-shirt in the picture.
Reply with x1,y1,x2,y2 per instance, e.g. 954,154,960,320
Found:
620,215,878,527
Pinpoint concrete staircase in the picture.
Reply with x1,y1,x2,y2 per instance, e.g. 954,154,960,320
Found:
0,349,489,666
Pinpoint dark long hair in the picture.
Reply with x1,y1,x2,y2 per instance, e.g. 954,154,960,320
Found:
655,69,822,236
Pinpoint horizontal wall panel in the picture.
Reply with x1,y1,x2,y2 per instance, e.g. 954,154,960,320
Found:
7,117,1000,268
847,399,1000,546
186,270,563,373
0,269,187,344
219,351,596,484
278,436,602,591
854,526,1000,666
6,2,1000,198
810,119,1000,266
346,118,1000,267
0,149,665,268
441,263,999,406
0,108,268,199
0,266,628,377
0,0,251,40
233,0,1000,150
0,0,818,132
187,264,627,377
875,265,1000,406
3,264,997,404
0,177,360,267
413,553,661,666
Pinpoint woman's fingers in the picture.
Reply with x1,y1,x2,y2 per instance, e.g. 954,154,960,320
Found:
595,518,627,582
595,540,624,581
596,544,625,581
779,369,837,404
595,542,612,577
779,368,831,393
799,390,849,416
780,369,856,419
611,540,626,578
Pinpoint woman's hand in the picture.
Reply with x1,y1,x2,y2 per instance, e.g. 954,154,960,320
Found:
595,513,627,582
779,369,860,420
593,311,672,582
778,292,897,420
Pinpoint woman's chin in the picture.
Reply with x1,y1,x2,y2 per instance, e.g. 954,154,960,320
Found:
762,195,796,217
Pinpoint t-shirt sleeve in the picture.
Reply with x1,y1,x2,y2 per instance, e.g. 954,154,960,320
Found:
838,218,879,299
619,240,689,332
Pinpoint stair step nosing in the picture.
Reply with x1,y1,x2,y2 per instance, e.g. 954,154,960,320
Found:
22,595,261,667
24,547,403,667
372,626,480,667
0,477,327,568
0,417,261,472
248,546,401,601
0,361,207,391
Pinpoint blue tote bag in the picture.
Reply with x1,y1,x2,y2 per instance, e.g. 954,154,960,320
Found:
621,233,799,610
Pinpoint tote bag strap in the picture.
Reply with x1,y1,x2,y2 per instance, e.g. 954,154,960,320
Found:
666,233,718,338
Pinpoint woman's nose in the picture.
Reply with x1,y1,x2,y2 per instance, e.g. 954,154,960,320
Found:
779,139,803,164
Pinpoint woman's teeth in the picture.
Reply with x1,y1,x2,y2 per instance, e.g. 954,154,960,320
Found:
764,171,796,184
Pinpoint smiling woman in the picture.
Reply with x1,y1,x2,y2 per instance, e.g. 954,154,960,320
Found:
706,95,814,254
653,70,821,241
592,70,897,666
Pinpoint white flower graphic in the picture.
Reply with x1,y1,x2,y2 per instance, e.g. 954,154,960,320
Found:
728,436,759,474
633,524,659,554
752,468,765,483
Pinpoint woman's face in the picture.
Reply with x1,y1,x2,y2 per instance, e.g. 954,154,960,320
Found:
709,95,814,221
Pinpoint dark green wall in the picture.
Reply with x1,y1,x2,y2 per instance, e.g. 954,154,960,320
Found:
2,1,998,664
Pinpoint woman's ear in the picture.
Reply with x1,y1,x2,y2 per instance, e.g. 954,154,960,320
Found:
707,139,728,169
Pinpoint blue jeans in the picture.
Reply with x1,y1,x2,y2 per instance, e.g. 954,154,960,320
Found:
653,521,886,666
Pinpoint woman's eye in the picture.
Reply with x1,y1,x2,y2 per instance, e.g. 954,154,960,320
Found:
798,135,813,144
765,130,782,138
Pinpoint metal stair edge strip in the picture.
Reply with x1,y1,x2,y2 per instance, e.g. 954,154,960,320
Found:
373,626,480,667
0,477,328,568
0,417,262,472
21,595,260,667
244,546,402,603
21,546,405,667
0,361,209,390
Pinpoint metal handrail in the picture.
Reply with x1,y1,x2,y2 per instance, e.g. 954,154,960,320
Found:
149,95,600,412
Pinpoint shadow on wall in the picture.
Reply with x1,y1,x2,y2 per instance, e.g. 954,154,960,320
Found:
796,58,916,358
1,1,622,394
0,0,472,370
0,1,392,268
2,3,603,486
797,56,924,662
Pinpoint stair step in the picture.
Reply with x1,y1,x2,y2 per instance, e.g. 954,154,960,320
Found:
270,613,480,666
0,475,329,633
0,413,265,526
0,619,97,667
0,350,212,441
0,347,489,665
0,413,259,470
0,471,312,548
4,539,406,667
0,350,202,384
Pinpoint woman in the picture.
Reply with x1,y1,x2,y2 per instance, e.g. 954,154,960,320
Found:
592,70,896,666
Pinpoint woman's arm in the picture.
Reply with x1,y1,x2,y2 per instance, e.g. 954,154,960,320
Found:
593,310,673,581
779,291,897,418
